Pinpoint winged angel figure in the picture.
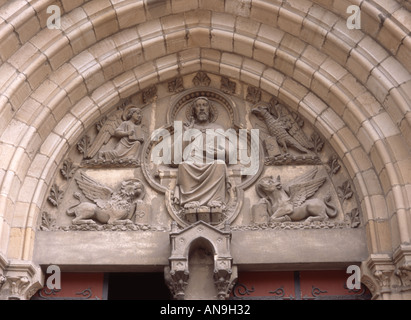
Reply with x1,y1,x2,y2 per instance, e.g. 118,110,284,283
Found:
251,98,314,155
255,168,337,223
67,172,145,225
85,105,146,162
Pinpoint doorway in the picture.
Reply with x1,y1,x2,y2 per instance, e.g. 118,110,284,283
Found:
107,272,171,300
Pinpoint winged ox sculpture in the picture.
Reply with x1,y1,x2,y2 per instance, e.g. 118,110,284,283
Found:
254,168,337,223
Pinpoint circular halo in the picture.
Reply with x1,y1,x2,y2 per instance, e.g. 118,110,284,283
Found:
185,97,219,123
122,104,140,121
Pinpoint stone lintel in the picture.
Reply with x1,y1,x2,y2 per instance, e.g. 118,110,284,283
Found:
33,228,368,272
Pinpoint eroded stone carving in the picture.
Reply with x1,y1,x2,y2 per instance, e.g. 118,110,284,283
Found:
220,76,236,94
164,266,189,300
39,211,56,231
327,154,341,175
168,77,184,93
85,106,146,164
346,207,361,228
66,172,146,225
193,71,211,87
142,85,157,103
252,102,313,155
253,168,337,223
246,86,261,103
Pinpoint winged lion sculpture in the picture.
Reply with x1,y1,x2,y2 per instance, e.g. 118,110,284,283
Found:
67,172,145,225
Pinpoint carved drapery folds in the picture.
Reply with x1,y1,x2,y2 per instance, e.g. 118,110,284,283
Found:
31,71,374,300
40,72,363,232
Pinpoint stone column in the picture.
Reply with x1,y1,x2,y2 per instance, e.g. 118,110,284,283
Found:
361,247,411,300
0,253,44,300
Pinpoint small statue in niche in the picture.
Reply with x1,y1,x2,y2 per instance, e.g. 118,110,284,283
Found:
86,106,146,162
252,100,314,156
253,168,337,224
66,172,146,225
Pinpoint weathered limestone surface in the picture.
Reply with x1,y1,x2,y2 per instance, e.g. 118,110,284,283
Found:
32,228,368,271
0,0,410,300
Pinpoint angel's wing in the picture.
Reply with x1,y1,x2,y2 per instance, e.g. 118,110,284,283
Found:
85,109,124,159
75,172,113,206
287,171,327,208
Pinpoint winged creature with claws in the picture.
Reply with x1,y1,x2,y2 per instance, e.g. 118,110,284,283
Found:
255,168,337,223
67,172,145,225
252,98,314,154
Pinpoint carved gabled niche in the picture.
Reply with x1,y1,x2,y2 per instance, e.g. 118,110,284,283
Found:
165,221,237,300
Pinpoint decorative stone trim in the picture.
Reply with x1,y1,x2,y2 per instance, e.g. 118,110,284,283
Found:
0,255,44,300
361,251,411,300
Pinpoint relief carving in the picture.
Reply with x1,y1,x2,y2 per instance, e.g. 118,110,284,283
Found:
142,85,158,103
246,86,261,104
253,168,337,224
47,184,64,208
142,88,263,229
220,76,236,94
192,71,211,87
41,75,362,234
252,102,313,155
84,106,146,165
168,77,185,93
60,159,78,180
172,97,232,224
66,172,146,225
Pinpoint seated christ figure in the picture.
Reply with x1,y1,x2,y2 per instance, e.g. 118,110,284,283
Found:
172,97,234,217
